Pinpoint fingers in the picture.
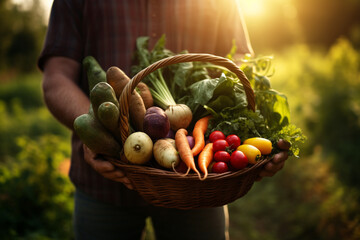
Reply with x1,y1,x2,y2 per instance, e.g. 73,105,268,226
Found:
258,161,285,178
90,159,134,189
88,157,116,173
277,139,291,150
272,151,289,164
257,152,287,180
256,140,290,181
101,171,134,190
82,144,134,189
264,160,284,173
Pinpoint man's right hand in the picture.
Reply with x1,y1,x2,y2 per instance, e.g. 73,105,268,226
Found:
83,144,134,190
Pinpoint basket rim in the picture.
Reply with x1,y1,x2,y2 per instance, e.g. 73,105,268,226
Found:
104,155,272,181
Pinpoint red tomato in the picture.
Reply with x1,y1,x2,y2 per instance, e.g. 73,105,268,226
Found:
214,151,231,163
226,134,241,150
209,131,226,143
230,150,248,170
212,162,229,173
212,139,229,153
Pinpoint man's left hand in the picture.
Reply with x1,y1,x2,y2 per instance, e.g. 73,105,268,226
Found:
256,139,291,181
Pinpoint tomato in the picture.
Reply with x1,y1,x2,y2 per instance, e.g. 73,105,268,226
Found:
212,162,229,173
212,139,229,153
209,131,226,143
226,134,241,150
214,151,231,163
230,150,248,170
243,137,272,155
236,144,261,164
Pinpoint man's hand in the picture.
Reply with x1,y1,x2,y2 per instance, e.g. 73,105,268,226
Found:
83,144,134,189
256,139,291,181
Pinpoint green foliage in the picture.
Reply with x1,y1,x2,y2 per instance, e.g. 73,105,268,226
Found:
274,38,360,189
0,135,74,239
310,39,360,189
0,100,69,159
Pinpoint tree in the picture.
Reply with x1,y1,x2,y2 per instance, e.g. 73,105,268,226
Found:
0,0,47,73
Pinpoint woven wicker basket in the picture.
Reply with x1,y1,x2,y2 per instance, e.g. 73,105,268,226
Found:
106,53,271,209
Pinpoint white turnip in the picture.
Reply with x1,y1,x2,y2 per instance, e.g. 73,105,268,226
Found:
124,132,153,165
165,104,193,131
153,138,180,169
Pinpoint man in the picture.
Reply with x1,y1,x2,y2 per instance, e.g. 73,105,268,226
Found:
38,1,289,239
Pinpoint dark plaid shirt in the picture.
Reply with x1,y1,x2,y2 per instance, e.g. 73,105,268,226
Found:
38,0,253,206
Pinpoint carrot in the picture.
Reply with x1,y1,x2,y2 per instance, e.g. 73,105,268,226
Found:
175,128,201,178
198,142,213,180
191,115,212,156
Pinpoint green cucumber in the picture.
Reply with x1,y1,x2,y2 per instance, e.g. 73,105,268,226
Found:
98,101,120,140
83,56,106,92
74,113,121,158
90,82,119,119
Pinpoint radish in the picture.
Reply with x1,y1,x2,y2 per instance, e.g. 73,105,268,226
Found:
153,138,180,169
124,132,153,165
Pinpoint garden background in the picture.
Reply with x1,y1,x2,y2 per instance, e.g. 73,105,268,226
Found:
0,0,359,239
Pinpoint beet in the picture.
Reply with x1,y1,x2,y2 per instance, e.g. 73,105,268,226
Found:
143,107,170,141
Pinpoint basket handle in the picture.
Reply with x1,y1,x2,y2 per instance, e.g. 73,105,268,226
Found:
118,53,255,145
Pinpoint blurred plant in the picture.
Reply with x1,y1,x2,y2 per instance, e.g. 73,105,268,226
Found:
0,76,70,160
0,135,74,239
309,38,360,190
0,73,44,110
228,38,360,240
0,0,46,72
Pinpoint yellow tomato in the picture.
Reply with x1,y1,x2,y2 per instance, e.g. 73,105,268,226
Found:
243,137,272,155
236,144,261,164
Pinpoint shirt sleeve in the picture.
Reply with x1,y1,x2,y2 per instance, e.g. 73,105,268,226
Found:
37,0,84,71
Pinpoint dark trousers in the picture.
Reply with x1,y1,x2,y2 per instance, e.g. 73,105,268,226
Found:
74,190,229,240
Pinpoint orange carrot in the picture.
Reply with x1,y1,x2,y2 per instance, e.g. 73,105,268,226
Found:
191,115,211,156
175,128,201,178
198,142,213,180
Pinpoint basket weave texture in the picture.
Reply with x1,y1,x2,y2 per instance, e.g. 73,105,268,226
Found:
107,53,271,209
